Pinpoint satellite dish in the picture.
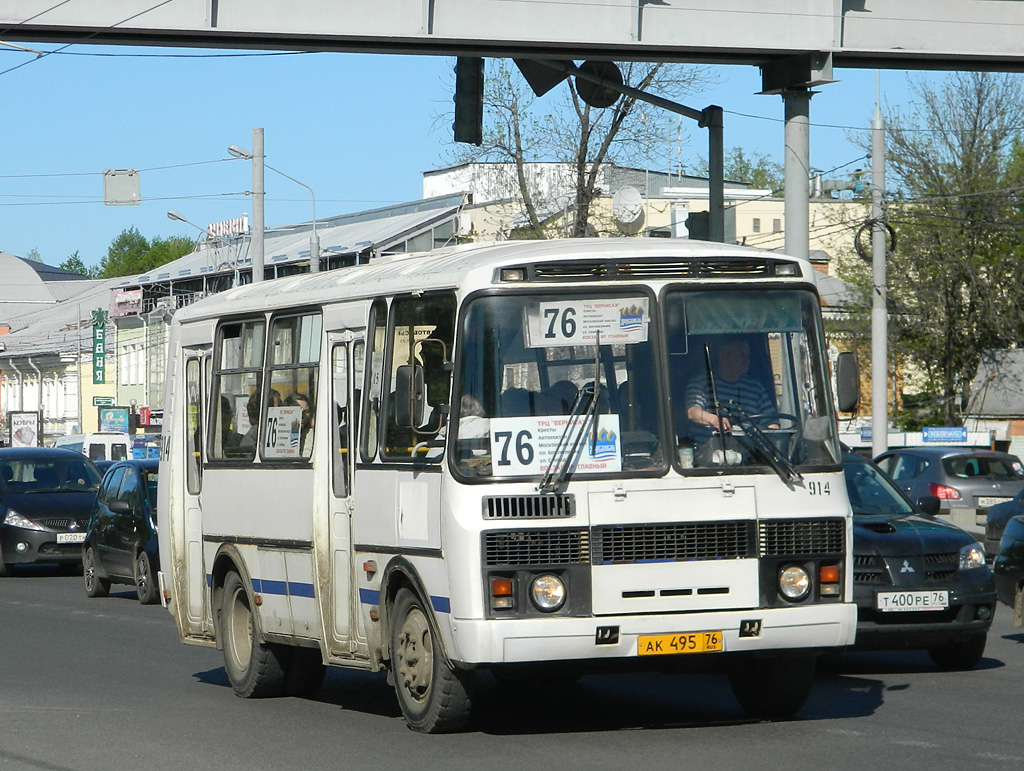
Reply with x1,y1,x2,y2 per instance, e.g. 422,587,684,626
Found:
612,186,645,235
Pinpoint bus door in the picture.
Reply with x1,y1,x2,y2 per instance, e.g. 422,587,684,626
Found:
182,352,210,632
326,332,367,657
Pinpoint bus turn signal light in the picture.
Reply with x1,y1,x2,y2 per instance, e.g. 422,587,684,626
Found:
819,564,840,596
491,577,514,610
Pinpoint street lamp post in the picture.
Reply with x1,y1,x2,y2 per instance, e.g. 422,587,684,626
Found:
228,137,320,274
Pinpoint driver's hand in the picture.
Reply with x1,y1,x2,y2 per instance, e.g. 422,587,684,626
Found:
710,416,732,431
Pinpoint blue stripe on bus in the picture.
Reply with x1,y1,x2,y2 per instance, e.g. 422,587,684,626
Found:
203,574,314,598
359,588,381,605
430,596,451,613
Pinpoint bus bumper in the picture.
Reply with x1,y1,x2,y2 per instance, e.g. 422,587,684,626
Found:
447,602,856,664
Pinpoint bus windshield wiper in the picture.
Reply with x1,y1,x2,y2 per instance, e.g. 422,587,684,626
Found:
719,401,803,485
538,333,603,493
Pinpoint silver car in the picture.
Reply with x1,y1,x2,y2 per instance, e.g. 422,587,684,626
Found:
874,447,1024,524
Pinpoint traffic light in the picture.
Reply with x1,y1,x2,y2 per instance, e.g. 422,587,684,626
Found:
453,57,484,145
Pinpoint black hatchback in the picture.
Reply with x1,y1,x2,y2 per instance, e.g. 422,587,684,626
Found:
845,453,996,669
0,447,102,576
82,459,160,604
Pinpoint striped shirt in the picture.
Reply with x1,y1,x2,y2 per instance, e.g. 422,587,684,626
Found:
686,374,777,419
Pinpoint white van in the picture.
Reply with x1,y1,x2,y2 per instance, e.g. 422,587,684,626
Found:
53,432,130,462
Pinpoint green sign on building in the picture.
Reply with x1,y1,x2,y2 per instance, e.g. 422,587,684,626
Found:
92,308,108,384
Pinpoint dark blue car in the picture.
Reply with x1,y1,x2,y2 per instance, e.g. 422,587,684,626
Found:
845,453,996,669
82,458,160,604
0,447,102,576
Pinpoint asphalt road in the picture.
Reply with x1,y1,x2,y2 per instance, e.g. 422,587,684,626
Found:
2,567,1022,771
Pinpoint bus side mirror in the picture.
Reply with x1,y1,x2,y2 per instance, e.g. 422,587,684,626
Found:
395,364,425,427
835,352,860,413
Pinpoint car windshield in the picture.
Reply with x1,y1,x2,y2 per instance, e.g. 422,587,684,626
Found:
844,456,915,516
0,457,101,493
942,454,1024,481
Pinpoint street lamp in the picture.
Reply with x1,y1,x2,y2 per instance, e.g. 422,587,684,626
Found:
228,141,320,274
167,210,206,236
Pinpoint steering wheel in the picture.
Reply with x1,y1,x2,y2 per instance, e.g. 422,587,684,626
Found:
747,412,799,430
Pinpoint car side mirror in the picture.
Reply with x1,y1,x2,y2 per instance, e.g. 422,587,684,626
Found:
109,500,132,515
835,352,860,413
917,495,941,516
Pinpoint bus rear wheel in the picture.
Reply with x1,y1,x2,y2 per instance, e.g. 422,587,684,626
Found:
221,571,286,698
728,654,816,718
390,587,474,733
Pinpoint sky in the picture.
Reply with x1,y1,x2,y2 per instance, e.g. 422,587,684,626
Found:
0,40,941,272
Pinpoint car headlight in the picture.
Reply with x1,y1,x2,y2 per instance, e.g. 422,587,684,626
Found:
3,509,45,531
959,542,986,570
530,574,566,611
779,565,810,600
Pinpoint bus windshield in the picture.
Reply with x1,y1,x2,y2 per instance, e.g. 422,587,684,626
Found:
452,287,840,481
665,288,840,474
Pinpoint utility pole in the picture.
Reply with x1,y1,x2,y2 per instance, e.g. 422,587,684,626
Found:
252,128,265,284
871,103,888,458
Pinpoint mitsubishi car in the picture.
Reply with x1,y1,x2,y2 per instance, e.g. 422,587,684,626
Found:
845,452,996,669
0,447,102,576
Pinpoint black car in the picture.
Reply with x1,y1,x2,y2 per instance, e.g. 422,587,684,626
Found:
984,489,1024,557
0,447,102,575
82,459,160,604
992,514,1024,627
845,453,996,669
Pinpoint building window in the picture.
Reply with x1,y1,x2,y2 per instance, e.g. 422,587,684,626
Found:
752,218,761,233
773,218,782,233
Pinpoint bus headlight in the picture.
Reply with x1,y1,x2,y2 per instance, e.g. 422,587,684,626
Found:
779,565,810,600
530,574,566,611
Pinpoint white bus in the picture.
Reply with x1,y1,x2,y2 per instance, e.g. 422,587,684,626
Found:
157,238,859,733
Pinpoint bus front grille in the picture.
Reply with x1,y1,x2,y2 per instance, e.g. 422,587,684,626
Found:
483,528,590,566
591,521,755,564
758,518,845,556
482,495,575,520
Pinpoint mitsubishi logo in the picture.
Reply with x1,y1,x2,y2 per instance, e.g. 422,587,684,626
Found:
900,560,915,574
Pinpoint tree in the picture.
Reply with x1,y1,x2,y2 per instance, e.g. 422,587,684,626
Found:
97,227,194,279
58,251,97,278
445,59,716,238
695,147,784,192
835,72,1024,426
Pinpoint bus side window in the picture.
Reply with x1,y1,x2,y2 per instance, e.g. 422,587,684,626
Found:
185,357,203,494
265,312,322,461
210,318,265,461
332,343,350,497
360,300,387,462
383,292,455,462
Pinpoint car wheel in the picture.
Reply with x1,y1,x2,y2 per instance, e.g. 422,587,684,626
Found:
928,633,987,670
283,646,326,698
83,547,110,598
728,655,817,718
135,552,158,605
390,587,474,733
220,571,286,698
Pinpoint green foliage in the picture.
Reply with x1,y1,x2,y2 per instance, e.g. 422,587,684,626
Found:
836,72,1024,425
97,228,194,279
696,147,784,192
58,251,97,278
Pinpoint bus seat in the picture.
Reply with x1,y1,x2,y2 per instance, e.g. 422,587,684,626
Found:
545,381,579,413
500,388,533,417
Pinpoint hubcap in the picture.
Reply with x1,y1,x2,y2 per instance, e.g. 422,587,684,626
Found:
396,607,433,703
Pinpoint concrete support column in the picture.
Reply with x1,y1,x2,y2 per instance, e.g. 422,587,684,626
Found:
782,89,811,260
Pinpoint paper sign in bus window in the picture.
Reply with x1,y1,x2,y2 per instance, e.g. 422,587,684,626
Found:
489,414,622,476
263,406,302,458
526,298,649,348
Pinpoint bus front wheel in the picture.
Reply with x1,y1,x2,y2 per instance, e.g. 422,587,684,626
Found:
389,587,474,733
221,571,286,698
728,654,816,718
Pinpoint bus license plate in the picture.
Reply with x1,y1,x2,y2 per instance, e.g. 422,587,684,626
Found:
876,590,948,612
637,631,723,656
57,532,86,544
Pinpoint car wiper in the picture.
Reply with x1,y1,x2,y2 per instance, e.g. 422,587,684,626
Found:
720,401,803,485
538,333,604,494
